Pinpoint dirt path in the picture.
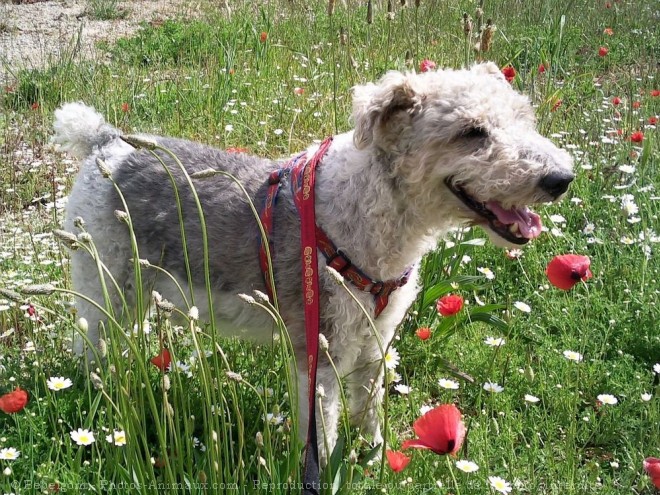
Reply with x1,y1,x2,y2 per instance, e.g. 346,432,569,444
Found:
0,0,201,83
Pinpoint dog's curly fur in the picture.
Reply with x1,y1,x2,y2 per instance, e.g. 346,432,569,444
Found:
53,62,573,464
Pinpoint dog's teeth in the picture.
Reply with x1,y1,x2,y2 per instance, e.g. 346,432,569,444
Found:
509,223,519,233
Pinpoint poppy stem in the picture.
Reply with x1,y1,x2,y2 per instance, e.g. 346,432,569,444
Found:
446,456,461,495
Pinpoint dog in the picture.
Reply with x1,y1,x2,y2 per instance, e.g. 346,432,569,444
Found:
52,62,573,465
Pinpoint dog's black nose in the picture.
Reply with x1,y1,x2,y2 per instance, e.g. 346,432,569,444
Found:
539,172,574,198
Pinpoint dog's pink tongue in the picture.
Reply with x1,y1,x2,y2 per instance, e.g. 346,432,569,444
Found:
486,202,542,239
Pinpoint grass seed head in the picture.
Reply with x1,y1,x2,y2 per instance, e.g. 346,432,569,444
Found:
367,0,373,24
21,284,55,295
462,12,473,37
480,19,497,53
53,229,79,249
95,158,111,178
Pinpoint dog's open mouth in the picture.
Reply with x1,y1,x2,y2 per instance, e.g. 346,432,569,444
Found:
445,178,542,245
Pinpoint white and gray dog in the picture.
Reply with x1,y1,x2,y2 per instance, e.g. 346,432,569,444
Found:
53,62,573,463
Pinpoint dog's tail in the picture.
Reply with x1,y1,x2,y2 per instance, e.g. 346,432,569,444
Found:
52,102,120,158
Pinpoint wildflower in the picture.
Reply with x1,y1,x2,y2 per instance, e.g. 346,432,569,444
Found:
225,124,234,132
402,404,466,455
225,147,249,153
633,101,641,109
386,450,411,472
0,388,29,414
513,301,531,313
456,460,479,472
598,46,609,57
293,87,304,95
31,102,39,110
654,363,660,374
551,99,562,112
438,378,459,390
546,254,592,290
563,350,583,362
436,294,464,316
0,448,20,460
538,63,546,74
603,27,614,35
483,382,504,393
384,347,400,369
259,31,267,43
597,394,618,405
489,476,512,494
622,196,639,216
121,102,129,113
619,164,635,174
46,377,73,391
643,457,660,489
651,90,660,97
106,430,127,446
501,65,516,83
649,116,658,125
419,59,437,73
484,337,505,347
151,348,172,372
641,393,652,401
477,266,495,280
524,394,540,403
415,327,431,340
630,131,644,143
70,428,96,446
612,96,621,106
395,384,412,395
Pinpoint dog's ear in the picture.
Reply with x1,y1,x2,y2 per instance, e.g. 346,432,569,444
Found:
352,72,422,150
471,62,506,82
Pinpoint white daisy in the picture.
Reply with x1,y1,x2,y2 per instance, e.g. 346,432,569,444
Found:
455,460,479,473
384,347,400,370
46,376,73,391
563,350,583,362
489,476,512,494
0,448,20,460
477,267,495,280
105,430,127,446
524,394,540,403
597,394,618,405
438,378,460,390
70,428,96,446
653,363,660,374
513,301,531,313
484,336,505,347
394,384,411,395
641,393,652,402
483,382,504,393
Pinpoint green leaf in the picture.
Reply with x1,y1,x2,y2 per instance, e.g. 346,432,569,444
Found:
421,276,486,307
467,309,509,331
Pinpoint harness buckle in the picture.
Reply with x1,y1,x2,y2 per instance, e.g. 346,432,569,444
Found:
327,249,352,274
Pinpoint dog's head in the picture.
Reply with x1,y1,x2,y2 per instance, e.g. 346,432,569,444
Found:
351,62,574,247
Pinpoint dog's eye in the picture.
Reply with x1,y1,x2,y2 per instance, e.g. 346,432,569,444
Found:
461,127,488,139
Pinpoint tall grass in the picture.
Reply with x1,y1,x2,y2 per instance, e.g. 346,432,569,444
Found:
0,0,658,494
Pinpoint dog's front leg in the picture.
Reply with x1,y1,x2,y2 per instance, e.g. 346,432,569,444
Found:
296,357,341,468
346,356,385,449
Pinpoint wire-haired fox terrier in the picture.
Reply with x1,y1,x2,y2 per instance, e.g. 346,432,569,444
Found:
53,62,573,464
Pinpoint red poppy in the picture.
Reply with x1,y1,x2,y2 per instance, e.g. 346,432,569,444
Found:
402,404,466,455
501,65,516,83
151,348,172,372
386,450,411,472
644,458,660,489
598,47,609,57
603,27,614,36
551,99,562,112
612,96,621,106
419,59,437,73
630,131,644,143
616,128,623,136
121,102,130,113
546,254,592,290
31,102,39,110
293,87,304,95
436,295,463,316
649,116,658,125
260,31,268,43
538,63,546,74
415,327,431,341
632,101,641,109
0,387,29,414
225,147,249,153
652,90,660,97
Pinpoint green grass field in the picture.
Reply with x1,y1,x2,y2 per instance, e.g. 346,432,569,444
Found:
0,0,659,493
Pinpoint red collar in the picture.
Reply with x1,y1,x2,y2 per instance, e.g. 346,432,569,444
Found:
258,138,411,317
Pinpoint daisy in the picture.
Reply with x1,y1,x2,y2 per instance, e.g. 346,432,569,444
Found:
477,267,495,280
597,394,618,405
394,384,412,395
563,350,583,362
46,376,73,391
455,460,479,472
438,378,460,390
70,428,96,446
105,430,127,446
484,336,505,347
582,223,596,235
524,394,540,403
483,382,504,393
513,301,531,313
653,363,660,374
489,476,512,494
384,347,400,370
641,393,652,402
0,448,20,460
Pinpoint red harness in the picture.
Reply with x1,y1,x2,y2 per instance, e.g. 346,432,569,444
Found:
257,137,410,493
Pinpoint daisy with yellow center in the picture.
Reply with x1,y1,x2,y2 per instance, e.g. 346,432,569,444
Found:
384,347,400,370
47,376,73,391
0,447,20,460
70,428,96,446
106,430,127,446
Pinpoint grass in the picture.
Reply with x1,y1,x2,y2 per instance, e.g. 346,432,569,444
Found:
0,0,659,493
